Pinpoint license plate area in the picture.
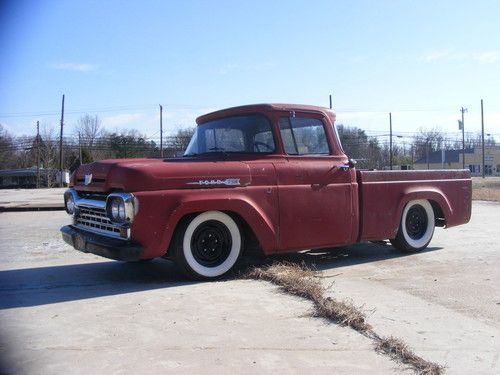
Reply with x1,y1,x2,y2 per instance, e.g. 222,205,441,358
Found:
73,233,86,251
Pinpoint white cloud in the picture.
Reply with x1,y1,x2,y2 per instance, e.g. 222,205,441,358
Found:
102,113,145,128
51,62,98,72
420,49,500,64
473,51,500,64
420,49,454,62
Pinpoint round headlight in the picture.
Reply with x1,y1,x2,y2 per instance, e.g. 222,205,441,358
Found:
111,199,120,219
109,198,126,222
106,193,136,223
118,202,126,220
65,194,75,215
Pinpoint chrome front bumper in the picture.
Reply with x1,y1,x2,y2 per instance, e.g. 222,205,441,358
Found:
61,225,143,261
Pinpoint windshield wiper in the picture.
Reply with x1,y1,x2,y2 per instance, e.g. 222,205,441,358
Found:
183,149,229,158
206,148,229,158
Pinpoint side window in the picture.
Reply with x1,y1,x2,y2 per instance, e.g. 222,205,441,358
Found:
279,117,329,155
279,118,298,154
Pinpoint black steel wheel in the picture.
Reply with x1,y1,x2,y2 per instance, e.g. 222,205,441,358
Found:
191,220,233,267
405,204,429,240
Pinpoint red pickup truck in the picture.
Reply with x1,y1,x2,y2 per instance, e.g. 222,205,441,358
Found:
61,104,472,279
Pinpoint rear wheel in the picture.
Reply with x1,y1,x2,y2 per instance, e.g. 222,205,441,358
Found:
173,211,242,280
390,199,435,252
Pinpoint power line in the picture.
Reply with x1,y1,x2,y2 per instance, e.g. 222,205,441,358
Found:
2,102,495,119
0,103,211,119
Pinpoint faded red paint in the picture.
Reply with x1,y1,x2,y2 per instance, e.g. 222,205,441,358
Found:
70,104,472,259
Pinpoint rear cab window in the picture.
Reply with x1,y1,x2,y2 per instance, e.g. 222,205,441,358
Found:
279,117,330,155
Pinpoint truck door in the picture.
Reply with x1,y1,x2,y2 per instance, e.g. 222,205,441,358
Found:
275,114,356,252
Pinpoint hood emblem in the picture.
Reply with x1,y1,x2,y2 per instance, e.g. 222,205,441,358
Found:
187,178,240,186
84,174,93,185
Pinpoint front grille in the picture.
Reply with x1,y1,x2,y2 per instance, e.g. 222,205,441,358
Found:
78,192,107,201
76,177,106,184
75,205,124,239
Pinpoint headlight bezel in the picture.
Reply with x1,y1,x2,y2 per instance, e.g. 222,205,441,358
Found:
106,192,136,223
64,189,78,215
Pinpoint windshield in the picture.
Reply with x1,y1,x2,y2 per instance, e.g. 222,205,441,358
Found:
184,114,275,156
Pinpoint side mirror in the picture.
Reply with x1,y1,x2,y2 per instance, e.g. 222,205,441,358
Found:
348,158,357,169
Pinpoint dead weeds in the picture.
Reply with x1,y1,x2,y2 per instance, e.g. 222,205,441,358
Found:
314,296,371,332
247,262,370,332
247,262,445,375
472,177,500,201
376,336,444,375
247,262,323,302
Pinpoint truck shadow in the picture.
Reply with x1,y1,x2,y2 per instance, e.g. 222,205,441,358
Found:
242,241,444,272
0,242,442,310
0,259,193,310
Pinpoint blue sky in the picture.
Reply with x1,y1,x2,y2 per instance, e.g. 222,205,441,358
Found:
1,0,499,143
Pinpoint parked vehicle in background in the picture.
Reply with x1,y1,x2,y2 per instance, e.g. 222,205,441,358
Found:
61,104,472,279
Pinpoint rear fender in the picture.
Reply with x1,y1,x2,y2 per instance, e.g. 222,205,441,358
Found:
395,188,452,234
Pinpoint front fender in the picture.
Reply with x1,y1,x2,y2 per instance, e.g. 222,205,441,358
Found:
132,188,278,258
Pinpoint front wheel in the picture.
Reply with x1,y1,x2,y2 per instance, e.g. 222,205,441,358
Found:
173,211,242,280
390,199,435,252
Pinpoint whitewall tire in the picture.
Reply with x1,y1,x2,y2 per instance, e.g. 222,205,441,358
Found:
390,199,435,252
174,211,242,279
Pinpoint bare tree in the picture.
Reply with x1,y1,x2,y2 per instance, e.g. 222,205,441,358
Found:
412,127,446,161
452,131,496,150
336,124,384,169
165,127,196,156
37,125,59,187
74,114,106,160
0,124,18,169
75,114,103,146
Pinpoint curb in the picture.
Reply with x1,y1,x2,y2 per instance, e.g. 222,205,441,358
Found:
0,205,65,212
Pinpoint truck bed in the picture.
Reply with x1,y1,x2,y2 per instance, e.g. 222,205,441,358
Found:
357,170,472,241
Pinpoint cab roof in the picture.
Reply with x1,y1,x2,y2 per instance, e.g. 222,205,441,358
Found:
196,103,335,124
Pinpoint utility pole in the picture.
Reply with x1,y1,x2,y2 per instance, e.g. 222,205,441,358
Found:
389,112,393,170
159,104,163,158
426,138,430,170
329,94,332,109
460,106,467,169
79,132,83,166
58,94,65,186
481,99,485,178
36,121,40,188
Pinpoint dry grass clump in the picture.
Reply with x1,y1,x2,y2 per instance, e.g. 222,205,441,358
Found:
247,262,370,332
247,262,445,375
472,177,500,201
247,262,324,302
315,297,371,332
376,336,444,375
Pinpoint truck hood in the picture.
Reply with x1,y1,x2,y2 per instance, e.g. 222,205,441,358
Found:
72,158,252,192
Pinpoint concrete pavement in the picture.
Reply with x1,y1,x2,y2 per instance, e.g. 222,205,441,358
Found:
0,188,65,210
0,201,498,374
280,201,500,374
0,211,406,375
